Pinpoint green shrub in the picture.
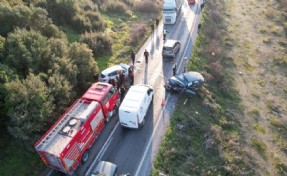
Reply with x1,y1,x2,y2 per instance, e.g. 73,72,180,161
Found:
102,0,129,15
134,0,160,14
129,24,147,45
80,32,113,57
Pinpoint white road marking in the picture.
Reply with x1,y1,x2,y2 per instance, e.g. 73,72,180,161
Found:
85,122,119,176
134,94,171,176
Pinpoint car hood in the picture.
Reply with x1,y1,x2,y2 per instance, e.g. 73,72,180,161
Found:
101,63,130,76
171,72,204,85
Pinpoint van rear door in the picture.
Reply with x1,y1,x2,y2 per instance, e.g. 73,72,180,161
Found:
119,110,139,129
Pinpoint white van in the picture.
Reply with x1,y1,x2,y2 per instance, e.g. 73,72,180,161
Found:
119,85,153,129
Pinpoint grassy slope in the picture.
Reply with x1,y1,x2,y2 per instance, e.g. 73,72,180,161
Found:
153,0,287,175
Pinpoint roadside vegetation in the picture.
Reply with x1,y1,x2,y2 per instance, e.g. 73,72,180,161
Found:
0,0,161,175
153,0,287,175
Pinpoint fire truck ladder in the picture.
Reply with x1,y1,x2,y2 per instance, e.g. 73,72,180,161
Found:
36,99,85,151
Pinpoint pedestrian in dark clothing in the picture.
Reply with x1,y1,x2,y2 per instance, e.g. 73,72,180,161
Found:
111,78,116,87
129,69,134,86
163,28,169,41
156,18,159,26
116,75,121,89
108,78,113,85
130,51,135,65
172,63,177,76
119,71,125,85
120,86,126,102
151,24,154,32
144,49,149,64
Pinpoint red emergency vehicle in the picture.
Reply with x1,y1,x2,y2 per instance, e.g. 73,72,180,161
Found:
34,82,120,175
188,0,196,4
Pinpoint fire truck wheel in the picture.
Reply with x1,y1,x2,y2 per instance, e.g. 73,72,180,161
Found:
112,106,119,116
81,150,89,163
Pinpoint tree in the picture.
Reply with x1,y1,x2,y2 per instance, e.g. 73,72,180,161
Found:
4,29,50,77
0,3,50,36
4,73,54,149
80,31,112,57
0,35,5,61
68,42,98,93
0,64,17,128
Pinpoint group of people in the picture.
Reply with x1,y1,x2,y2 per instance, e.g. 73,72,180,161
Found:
108,66,134,101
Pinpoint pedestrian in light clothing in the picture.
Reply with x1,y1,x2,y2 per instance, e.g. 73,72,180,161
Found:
172,62,177,76
130,50,135,65
144,49,149,64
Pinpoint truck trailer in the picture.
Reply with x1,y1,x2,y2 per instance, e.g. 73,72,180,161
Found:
163,0,183,24
34,82,120,175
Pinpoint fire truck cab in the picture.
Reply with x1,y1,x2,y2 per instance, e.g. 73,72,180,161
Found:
35,83,120,175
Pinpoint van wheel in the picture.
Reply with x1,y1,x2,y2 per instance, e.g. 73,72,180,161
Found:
81,150,89,163
141,118,145,128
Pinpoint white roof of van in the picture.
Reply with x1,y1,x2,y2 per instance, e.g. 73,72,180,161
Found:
120,85,149,111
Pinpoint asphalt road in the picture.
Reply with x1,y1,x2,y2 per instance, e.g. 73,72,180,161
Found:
46,1,202,176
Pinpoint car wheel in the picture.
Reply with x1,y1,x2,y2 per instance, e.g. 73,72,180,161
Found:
81,150,89,164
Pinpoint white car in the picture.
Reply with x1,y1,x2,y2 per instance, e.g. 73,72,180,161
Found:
100,63,130,83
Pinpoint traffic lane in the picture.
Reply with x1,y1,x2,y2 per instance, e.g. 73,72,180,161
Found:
98,67,166,176
94,102,156,175
75,114,120,176
162,3,199,82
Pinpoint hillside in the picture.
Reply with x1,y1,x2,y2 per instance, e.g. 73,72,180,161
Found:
153,0,287,175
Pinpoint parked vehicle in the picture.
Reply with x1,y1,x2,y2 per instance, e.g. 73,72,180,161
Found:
163,0,183,24
119,85,153,129
187,0,196,4
35,83,120,175
162,40,181,58
100,63,130,83
165,71,204,94
91,161,130,176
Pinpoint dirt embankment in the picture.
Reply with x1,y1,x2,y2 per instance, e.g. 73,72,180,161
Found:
224,0,287,175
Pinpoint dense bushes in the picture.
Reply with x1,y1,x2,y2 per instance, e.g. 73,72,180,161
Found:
0,29,98,148
134,0,161,13
102,0,129,15
80,32,113,57
0,2,50,36
129,24,147,45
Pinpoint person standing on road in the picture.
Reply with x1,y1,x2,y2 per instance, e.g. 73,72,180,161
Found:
151,24,154,32
144,49,149,64
128,68,134,86
120,85,126,102
172,62,177,76
163,28,168,41
184,57,189,73
130,50,135,65
156,18,159,26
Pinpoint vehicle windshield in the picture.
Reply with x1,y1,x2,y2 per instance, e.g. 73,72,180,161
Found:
163,8,175,13
100,74,106,78
163,46,172,51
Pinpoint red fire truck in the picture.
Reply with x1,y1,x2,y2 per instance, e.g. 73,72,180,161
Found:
34,82,120,175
